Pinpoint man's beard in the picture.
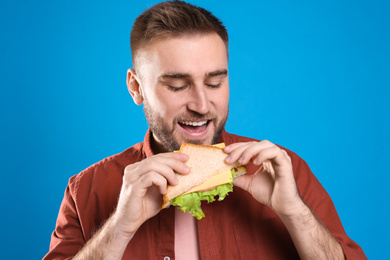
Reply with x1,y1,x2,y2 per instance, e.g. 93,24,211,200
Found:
143,100,228,152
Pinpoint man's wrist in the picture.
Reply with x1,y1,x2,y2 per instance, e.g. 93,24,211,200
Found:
277,202,316,233
109,212,138,242
272,194,309,221
275,201,344,260
74,213,135,260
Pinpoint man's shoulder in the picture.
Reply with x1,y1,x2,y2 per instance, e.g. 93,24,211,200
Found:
68,141,146,190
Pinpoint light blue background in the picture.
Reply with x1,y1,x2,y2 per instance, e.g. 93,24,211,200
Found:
1,0,389,259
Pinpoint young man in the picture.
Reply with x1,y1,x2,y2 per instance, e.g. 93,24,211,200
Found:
44,1,366,259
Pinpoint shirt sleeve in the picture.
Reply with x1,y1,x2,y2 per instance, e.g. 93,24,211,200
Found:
292,154,367,259
43,183,85,260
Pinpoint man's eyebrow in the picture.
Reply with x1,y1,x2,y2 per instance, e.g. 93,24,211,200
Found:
159,73,191,80
207,69,228,77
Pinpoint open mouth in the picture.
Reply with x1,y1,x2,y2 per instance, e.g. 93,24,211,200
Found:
178,120,211,133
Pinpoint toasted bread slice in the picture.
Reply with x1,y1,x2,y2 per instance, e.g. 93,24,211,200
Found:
161,143,246,209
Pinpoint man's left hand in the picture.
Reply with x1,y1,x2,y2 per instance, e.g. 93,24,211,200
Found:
224,141,305,217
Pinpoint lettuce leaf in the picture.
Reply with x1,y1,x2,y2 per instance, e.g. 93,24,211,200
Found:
170,169,236,220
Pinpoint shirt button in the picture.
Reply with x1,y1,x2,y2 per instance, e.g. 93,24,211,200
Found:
164,257,170,260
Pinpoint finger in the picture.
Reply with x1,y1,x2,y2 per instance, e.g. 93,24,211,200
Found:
152,152,190,175
154,164,182,186
224,143,252,164
253,146,290,167
224,142,247,153
225,141,274,165
237,141,275,165
162,153,191,175
232,174,252,191
158,152,189,163
126,153,190,184
135,159,186,186
253,145,279,165
136,171,169,195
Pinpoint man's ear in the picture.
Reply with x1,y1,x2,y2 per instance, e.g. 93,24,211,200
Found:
126,69,144,105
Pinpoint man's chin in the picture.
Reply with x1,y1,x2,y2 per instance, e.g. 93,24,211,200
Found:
182,138,207,146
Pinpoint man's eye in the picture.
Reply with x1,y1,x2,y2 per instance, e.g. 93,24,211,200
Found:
206,83,222,89
168,85,186,92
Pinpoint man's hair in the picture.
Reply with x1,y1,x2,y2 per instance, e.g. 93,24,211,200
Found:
130,0,228,69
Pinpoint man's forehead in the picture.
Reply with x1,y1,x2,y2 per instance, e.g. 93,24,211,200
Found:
135,33,227,62
134,33,228,81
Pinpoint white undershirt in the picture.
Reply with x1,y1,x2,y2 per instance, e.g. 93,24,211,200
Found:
174,207,201,260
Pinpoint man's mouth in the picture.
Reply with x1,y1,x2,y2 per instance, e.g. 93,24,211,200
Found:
178,120,210,133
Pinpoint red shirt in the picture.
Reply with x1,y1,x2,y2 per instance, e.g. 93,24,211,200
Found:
44,130,366,259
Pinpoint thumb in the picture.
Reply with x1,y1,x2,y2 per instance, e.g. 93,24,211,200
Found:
233,175,252,192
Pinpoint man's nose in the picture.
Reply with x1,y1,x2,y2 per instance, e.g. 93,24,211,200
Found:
187,85,211,115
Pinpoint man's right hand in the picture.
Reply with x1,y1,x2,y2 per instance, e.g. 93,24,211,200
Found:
112,152,190,238
73,152,190,260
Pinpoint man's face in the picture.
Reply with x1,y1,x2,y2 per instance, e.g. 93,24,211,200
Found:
133,33,229,152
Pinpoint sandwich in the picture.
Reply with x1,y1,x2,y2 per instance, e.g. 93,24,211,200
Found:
161,143,247,220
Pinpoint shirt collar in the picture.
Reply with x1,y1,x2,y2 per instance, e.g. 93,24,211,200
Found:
142,129,155,158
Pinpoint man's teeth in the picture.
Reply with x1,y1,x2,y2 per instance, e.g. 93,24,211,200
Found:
180,121,207,126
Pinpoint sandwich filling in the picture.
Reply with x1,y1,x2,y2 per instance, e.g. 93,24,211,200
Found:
170,168,238,220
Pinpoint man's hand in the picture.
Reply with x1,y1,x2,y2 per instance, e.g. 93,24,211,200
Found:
224,141,344,259
74,152,190,260
114,152,190,237
224,141,305,217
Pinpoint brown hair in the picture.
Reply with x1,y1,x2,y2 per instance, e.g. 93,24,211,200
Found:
130,0,228,69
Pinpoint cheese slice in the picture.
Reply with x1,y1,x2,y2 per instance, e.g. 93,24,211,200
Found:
183,169,232,194
211,143,226,149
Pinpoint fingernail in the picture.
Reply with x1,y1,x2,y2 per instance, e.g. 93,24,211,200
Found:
225,156,231,163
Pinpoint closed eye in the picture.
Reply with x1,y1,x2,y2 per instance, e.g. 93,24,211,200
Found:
168,85,187,92
206,83,222,89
